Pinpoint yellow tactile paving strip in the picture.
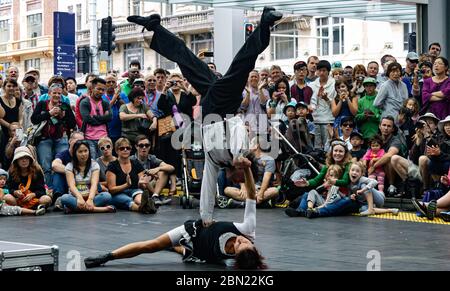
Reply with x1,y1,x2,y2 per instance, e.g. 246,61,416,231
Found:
353,212,450,225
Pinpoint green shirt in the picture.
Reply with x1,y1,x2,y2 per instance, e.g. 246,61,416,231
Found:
121,80,133,98
308,163,351,188
355,93,382,140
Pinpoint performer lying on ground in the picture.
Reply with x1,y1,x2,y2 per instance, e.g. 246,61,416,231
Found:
84,157,266,270
128,6,283,226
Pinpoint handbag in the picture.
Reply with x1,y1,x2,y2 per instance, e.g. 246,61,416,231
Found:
24,120,48,146
157,116,176,137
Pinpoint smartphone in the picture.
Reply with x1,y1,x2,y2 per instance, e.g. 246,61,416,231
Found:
427,139,438,147
15,128,24,142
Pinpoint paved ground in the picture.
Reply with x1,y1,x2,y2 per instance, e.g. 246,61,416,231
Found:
1,204,449,271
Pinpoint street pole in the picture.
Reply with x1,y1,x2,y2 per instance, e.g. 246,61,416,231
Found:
89,0,99,74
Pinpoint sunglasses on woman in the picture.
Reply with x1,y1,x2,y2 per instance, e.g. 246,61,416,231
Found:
119,146,132,152
100,144,112,151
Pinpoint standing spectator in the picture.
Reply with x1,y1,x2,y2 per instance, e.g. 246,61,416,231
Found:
332,81,358,139
373,62,409,119
119,88,154,146
266,78,290,123
355,77,382,140
310,60,336,150
65,77,79,111
269,65,283,88
31,83,76,188
305,56,319,84
331,68,344,81
259,68,269,82
403,52,419,96
378,54,397,86
60,140,115,214
342,66,353,88
103,74,128,145
154,68,167,94
350,64,368,99
6,66,19,82
422,57,450,120
367,61,380,79
412,61,433,108
290,61,313,105
241,70,269,137
22,73,40,110
144,74,164,119
428,43,442,64
80,78,112,159
5,147,52,209
121,67,141,97
24,68,47,96
75,74,98,129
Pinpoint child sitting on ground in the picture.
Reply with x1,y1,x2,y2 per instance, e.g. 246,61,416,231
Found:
363,135,386,192
305,165,345,217
349,162,399,216
0,169,45,216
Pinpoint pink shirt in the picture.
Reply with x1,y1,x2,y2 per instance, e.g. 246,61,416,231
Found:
85,98,108,140
363,149,385,172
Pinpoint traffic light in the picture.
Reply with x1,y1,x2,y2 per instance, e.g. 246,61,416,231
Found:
77,46,91,74
245,23,254,40
100,16,116,56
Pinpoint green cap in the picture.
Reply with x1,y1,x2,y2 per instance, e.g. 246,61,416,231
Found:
363,77,377,86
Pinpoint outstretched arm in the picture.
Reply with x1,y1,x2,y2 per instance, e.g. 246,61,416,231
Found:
234,166,257,240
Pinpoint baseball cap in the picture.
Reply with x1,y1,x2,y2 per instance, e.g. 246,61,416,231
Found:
25,68,40,77
350,131,364,140
23,73,36,82
363,77,377,86
293,61,307,71
332,61,343,69
406,52,419,61
296,101,309,109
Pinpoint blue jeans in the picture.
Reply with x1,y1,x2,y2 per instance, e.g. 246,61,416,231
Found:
111,188,142,210
37,138,69,188
85,139,100,160
52,173,68,198
317,197,360,217
296,194,310,212
61,192,112,210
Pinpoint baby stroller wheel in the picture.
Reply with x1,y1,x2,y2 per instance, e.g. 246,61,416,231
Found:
216,195,228,209
181,196,187,209
188,196,194,209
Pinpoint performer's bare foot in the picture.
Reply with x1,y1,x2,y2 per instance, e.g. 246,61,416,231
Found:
127,14,161,32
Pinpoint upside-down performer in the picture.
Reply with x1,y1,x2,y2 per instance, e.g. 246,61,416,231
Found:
84,159,266,269
128,7,283,226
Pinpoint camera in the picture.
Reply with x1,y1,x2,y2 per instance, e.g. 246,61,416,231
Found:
170,81,178,87
357,76,365,81
415,121,426,130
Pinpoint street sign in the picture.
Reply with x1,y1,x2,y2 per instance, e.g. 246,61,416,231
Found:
99,60,107,74
54,12,76,78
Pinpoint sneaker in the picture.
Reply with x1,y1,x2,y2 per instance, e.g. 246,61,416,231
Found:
440,211,450,222
139,190,157,214
391,208,400,216
152,195,162,206
261,6,283,26
127,14,161,32
411,198,427,217
306,208,320,219
387,185,397,197
84,253,114,269
152,195,172,206
285,208,305,217
427,200,437,221
35,205,46,216
54,197,63,211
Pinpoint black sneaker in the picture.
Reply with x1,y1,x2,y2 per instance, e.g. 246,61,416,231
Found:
411,198,427,217
84,253,114,269
440,212,450,222
261,6,283,26
306,208,320,219
127,14,161,32
139,190,157,214
285,208,305,217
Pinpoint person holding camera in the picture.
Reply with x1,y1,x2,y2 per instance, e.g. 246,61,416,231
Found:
31,83,76,190
331,81,358,139
350,64,367,99
266,78,290,123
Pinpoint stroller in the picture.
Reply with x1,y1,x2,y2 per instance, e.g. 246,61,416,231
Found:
180,147,204,209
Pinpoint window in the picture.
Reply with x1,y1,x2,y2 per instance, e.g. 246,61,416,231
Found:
403,22,416,51
25,58,40,71
129,0,141,16
0,0,12,5
124,42,144,70
270,22,298,61
158,55,177,71
0,19,10,43
76,4,82,31
316,17,344,56
27,13,42,39
191,32,213,56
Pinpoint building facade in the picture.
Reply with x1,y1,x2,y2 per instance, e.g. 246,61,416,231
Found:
0,0,58,81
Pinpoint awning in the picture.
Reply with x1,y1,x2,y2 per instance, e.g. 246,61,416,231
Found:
148,0,428,22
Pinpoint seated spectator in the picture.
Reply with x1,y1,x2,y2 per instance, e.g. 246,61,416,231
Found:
31,83,76,190
106,138,157,214
355,77,381,140
0,169,45,216
296,101,315,141
52,131,85,200
349,161,398,216
374,62,409,119
4,147,52,210
60,140,115,214
225,137,279,207
332,81,358,139
422,57,450,120
119,88,154,146
350,131,365,162
131,135,174,205
363,135,386,193
96,137,117,193
80,78,112,159
338,116,355,151
38,75,71,105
